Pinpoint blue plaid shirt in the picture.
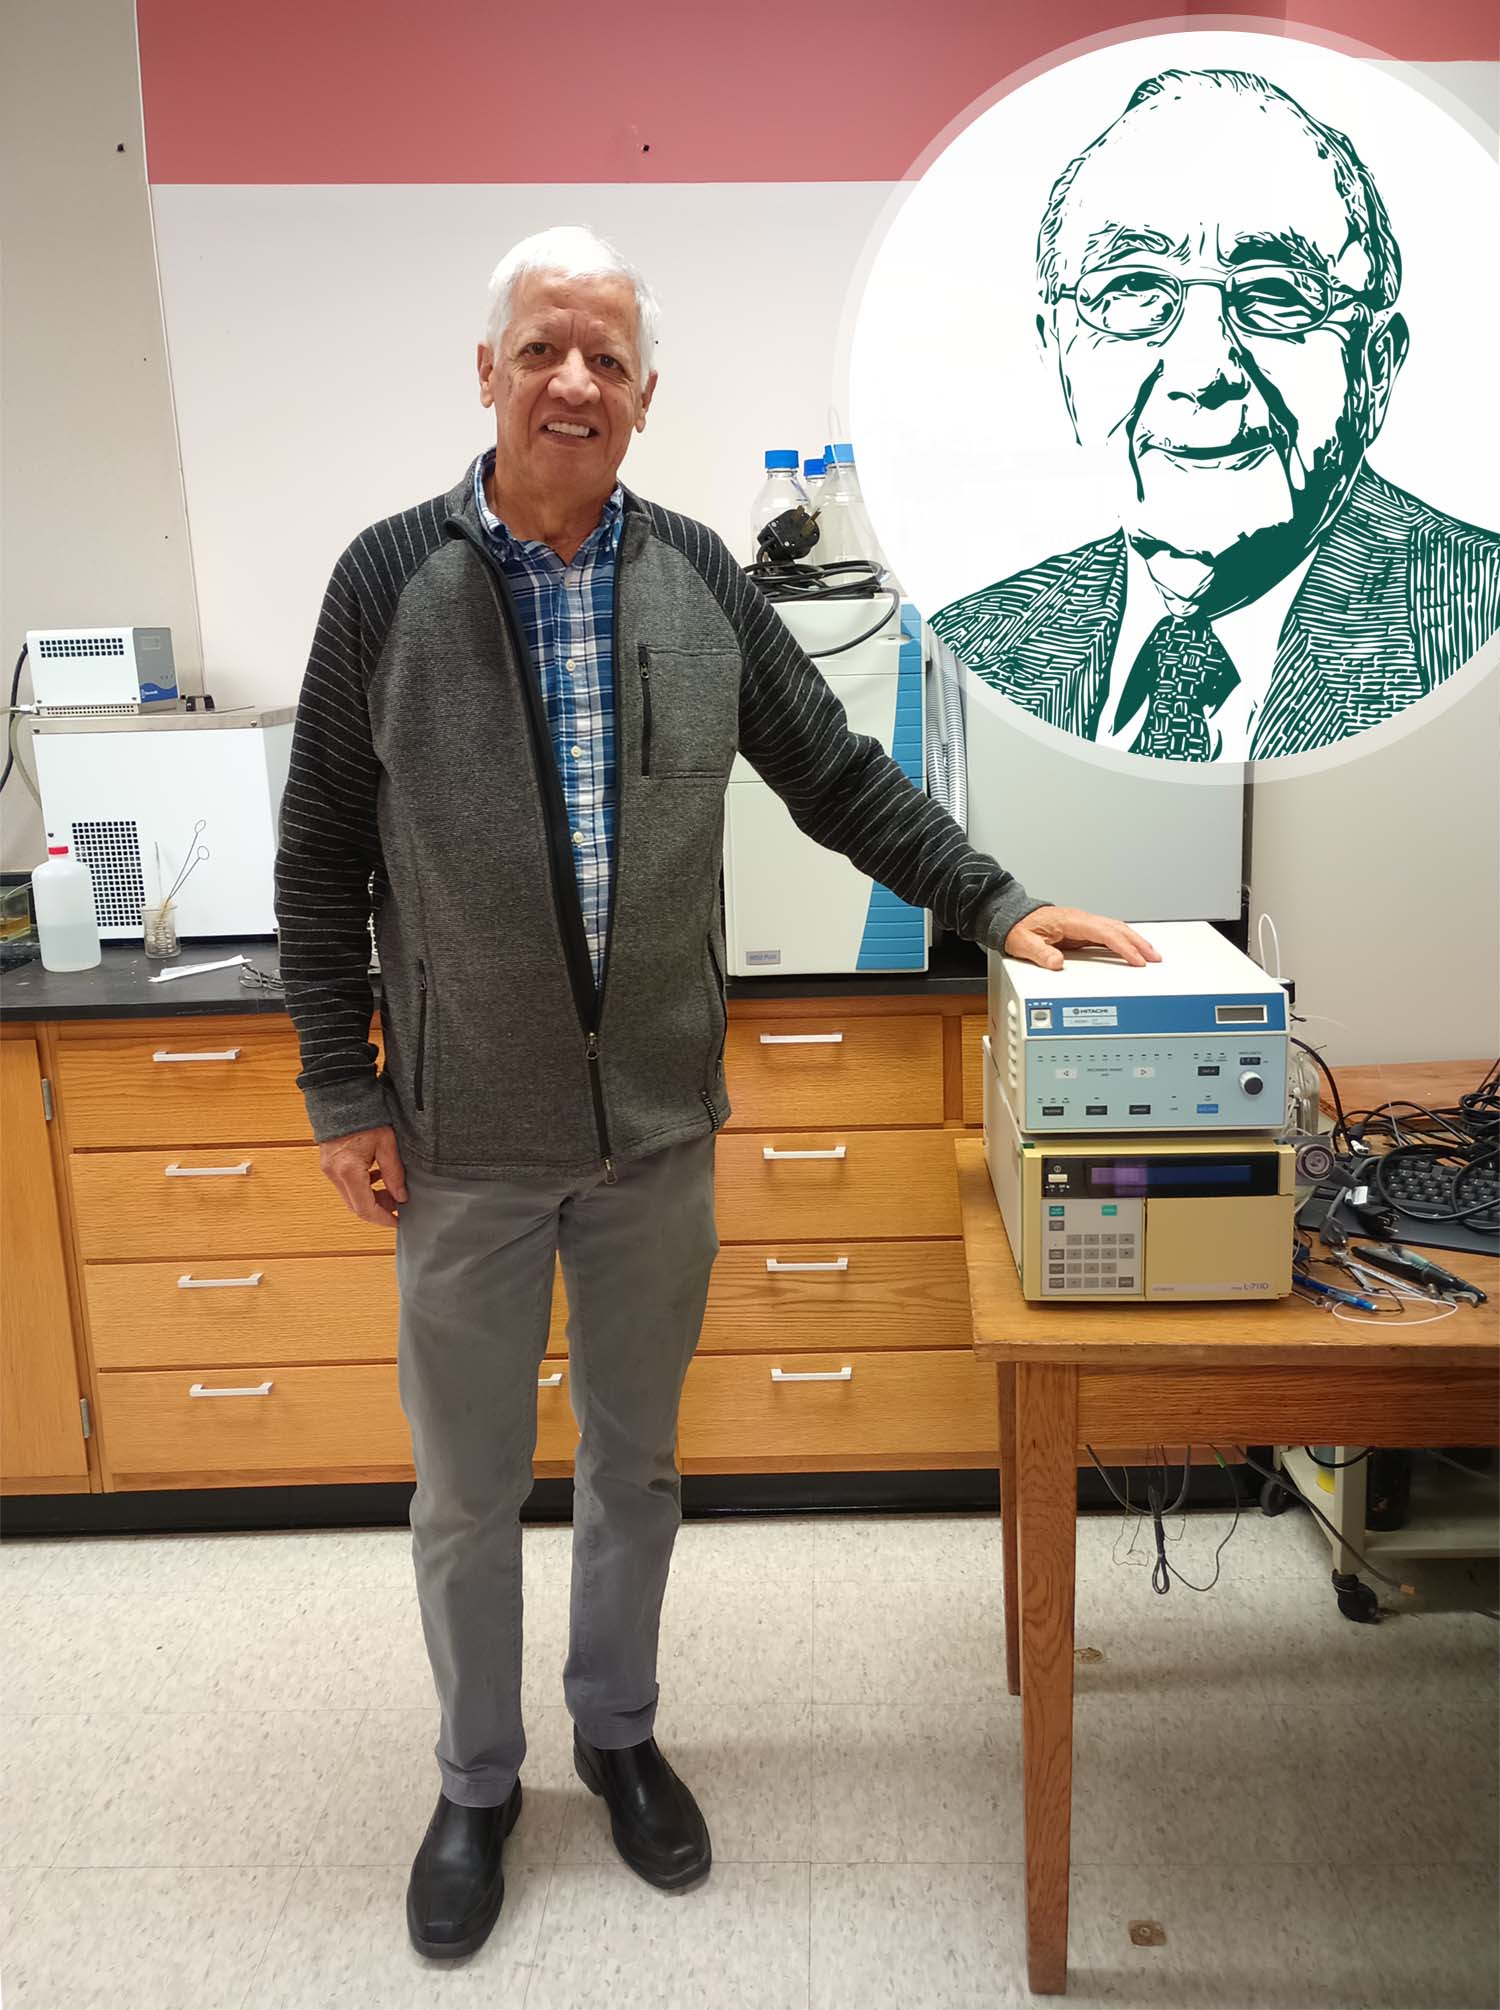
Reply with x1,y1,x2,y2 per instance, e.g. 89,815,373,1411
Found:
474,451,622,986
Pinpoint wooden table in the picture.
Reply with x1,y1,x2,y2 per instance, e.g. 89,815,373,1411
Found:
956,1111,1499,1994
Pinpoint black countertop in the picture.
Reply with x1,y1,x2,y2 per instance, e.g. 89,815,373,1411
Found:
1,932,987,1023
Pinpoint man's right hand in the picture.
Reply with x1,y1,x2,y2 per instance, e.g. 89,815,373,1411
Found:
318,1125,409,1228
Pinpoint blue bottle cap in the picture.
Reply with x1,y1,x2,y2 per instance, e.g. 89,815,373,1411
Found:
829,441,855,464
764,448,799,471
802,457,825,478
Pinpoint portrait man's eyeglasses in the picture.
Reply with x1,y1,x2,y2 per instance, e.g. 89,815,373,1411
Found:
1061,261,1365,340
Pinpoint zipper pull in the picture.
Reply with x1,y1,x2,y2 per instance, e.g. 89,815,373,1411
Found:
585,1031,600,1061
603,1156,618,1186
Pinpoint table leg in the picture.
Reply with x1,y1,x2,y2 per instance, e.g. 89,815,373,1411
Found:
1016,1362,1078,1995
997,1364,1020,1697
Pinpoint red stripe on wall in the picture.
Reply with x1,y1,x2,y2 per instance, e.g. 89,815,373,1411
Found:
136,0,1496,186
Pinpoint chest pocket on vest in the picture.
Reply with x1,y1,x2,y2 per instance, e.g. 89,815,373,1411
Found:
636,644,740,779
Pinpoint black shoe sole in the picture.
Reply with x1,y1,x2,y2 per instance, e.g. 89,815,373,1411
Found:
573,1742,712,1892
407,1780,523,1960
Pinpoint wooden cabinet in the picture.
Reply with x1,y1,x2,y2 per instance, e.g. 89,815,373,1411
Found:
11,994,993,1494
683,992,987,1475
0,1032,89,1491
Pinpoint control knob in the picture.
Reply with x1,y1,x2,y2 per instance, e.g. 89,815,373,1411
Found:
1239,1071,1264,1096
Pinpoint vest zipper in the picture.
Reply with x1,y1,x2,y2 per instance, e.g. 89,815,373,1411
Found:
638,643,654,775
413,959,429,1112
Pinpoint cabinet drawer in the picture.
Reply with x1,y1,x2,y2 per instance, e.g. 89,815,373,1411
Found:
677,1347,998,1470
97,1360,580,1490
721,1014,943,1130
71,1146,393,1259
714,1130,961,1241
85,1254,569,1368
56,1021,315,1148
961,1016,986,1127
698,1242,970,1353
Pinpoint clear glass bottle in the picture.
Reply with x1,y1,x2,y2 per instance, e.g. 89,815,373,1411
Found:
814,440,889,572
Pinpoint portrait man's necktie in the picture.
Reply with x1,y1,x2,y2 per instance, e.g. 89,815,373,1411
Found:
1115,616,1239,761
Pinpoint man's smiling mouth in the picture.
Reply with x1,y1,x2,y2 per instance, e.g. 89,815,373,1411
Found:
543,420,595,439
1143,427,1275,468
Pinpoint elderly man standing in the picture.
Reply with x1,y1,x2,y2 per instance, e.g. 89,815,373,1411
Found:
274,224,1154,1960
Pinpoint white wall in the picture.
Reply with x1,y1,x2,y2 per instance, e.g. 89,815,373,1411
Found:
147,180,892,708
0,0,201,876
1248,666,1499,1066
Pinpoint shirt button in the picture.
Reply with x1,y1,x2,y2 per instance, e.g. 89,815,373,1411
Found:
570,745,583,759
565,658,577,672
572,831,584,847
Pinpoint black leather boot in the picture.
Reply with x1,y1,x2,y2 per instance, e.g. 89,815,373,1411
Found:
574,1728,711,1890
406,1778,523,1958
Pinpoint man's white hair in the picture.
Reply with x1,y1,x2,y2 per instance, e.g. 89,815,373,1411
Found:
481,225,660,382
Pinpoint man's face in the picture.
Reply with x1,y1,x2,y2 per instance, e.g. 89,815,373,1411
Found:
478,269,655,509
1043,90,1405,573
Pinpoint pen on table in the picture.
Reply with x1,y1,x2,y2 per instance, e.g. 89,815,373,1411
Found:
1293,1272,1377,1312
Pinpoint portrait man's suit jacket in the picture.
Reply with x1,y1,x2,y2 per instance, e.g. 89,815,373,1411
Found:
929,469,1500,758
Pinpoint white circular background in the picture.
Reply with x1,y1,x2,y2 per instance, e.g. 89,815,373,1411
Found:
849,27,1500,771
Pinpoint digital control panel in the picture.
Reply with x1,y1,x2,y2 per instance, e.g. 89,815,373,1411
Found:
1020,1039,1285,1133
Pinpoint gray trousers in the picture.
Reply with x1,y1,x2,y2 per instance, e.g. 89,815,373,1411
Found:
394,1134,719,1807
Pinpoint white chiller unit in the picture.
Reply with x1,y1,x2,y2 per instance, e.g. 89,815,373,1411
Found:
32,708,295,939
724,593,934,975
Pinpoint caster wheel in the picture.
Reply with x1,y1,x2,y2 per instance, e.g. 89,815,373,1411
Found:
1260,1478,1293,1517
1333,1572,1380,1623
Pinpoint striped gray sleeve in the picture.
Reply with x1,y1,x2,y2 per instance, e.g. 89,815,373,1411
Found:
273,540,389,1142
646,510,1047,949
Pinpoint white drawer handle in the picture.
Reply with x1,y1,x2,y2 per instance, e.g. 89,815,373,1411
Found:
189,1380,273,1397
538,1371,563,1387
766,1257,849,1273
771,1365,853,1382
758,1032,844,1045
178,1272,264,1289
153,1049,242,1063
165,1161,252,1177
762,1145,846,1161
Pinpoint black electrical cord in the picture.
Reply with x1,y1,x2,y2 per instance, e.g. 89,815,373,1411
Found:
1301,1446,1373,1470
748,558,901,658
0,643,28,796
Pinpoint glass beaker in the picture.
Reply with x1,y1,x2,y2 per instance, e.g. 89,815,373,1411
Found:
143,898,180,960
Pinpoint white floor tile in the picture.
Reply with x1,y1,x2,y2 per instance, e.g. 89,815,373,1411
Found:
813,1575,1010,1707
0,1865,295,2009
811,1861,1025,2009
1,1593,205,1715
1067,1860,1372,2007
527,1858,810,2010
1331,1860,1500,2009
810,1702,1022,1865
55,1710,364,1868
0,1712,140,1869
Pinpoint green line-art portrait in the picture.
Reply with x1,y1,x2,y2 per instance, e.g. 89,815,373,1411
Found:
929,68,1500,762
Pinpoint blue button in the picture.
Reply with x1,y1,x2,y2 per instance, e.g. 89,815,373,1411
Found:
1048,1205,1065,1217
1196,1103,1220,1114
1101,1204,1118,1216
